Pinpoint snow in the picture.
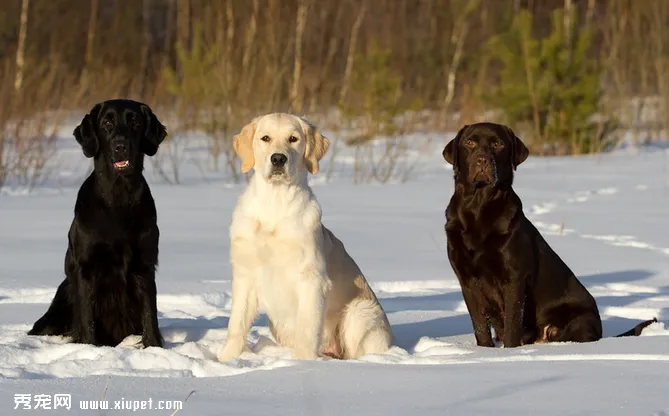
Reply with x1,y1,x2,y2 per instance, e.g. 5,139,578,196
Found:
1,130,669,415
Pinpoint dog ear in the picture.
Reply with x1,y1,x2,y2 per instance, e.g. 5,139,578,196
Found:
502,125,529,170
300,117,330,175
443,125,468,166
234,118,258,173
73,103,102,158
140,104,167,157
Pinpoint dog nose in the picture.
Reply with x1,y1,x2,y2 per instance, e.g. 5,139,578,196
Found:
477,156,491,167
114,142,127,154
271,153,287,167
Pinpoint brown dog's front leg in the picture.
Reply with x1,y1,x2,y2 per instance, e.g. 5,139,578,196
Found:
502,282,525,347
461,285,494,347
447,232,494,347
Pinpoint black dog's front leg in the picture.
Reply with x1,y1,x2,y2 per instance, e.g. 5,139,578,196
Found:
139,272,163,348
135,228,163,348
72,273,96,344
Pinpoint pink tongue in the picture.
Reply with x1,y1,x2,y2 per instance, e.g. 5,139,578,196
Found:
114,161,128,168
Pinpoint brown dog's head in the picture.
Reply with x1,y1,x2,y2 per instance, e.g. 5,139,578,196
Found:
442,122,529,189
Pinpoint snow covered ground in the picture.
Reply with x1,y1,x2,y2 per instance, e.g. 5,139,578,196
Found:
1,128,669,415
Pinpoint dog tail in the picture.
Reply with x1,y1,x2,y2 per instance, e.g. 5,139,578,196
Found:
27,280,72,336
614,318,658,338
339,298,393,360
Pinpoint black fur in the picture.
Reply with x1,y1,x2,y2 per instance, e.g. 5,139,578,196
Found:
28,99,167,348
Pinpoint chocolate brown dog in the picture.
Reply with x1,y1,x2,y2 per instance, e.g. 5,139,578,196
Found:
443,122,656,347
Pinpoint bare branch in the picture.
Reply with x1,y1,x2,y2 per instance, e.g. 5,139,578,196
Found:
339,0,368,105
290,0,310,113
14,0,30,92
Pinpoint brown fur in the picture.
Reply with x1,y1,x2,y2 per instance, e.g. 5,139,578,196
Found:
443,122,656,347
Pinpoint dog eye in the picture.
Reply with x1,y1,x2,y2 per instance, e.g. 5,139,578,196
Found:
129,118,140,130
288,136,298,143
260,135,270,142
493,140,504,148
102,119,113,128
465,139,476,148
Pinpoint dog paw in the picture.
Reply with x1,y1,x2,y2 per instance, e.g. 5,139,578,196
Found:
217,350,240,362
218,342,245,362
141,335,163,348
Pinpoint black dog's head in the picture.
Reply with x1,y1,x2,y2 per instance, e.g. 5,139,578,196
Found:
442,122,529,189
74,99,167,177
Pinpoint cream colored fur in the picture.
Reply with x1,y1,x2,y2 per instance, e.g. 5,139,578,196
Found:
218,113,392,361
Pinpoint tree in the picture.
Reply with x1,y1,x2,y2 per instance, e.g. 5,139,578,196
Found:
162,24,239,180
487,7,606,155
339,39,422,183
290,0,310,112
14,0,29,91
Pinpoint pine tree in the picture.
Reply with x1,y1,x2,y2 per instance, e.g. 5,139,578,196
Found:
487,7,606,155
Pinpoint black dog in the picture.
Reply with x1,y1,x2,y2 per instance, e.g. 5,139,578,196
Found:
443,122,656,347
28,99,166,348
